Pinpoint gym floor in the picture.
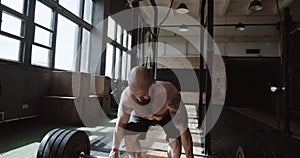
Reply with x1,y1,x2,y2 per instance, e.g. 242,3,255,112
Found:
1,104,300,158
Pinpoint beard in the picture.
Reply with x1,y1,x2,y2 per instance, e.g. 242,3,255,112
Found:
135,97,151,106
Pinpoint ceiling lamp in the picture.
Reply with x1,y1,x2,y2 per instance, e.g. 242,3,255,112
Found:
179,24,189,32
235,22,246,31
248,0,263,11
176,3,189,14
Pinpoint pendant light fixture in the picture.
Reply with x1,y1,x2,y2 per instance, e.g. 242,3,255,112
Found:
176,2,189,14
179,24,189,32
248,0,263,12
235,22,246,31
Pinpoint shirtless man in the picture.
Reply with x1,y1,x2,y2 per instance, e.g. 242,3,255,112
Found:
109,66,193,158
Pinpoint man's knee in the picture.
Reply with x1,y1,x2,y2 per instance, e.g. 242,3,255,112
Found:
125,134,141,152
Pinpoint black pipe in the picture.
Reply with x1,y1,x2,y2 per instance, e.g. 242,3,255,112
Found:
130,2,139,68
160,23,278,28
204,0,213,155
198,0,206,129
149,0,158,80
283,7,291,134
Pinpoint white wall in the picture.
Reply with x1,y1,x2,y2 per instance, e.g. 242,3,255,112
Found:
157,36,280,57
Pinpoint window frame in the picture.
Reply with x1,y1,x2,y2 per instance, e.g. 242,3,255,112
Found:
105,16,132,80
0,0,94,71
0,2,28,62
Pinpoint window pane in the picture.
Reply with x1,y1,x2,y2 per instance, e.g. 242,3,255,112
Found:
31,45,50,67
121,52,127,80
123,30,128,48
116,24,122,44
55,14,78,71
80,29,90,72
105,43,114,78
128,34,132,50
107,16,115,39
0,35,20,61
34,26,52,47
126,53,131,80
59,0,80,16
84,0,93,24
115,48,121,79
35,1,53,29
1,12,23,37
1,0,24,13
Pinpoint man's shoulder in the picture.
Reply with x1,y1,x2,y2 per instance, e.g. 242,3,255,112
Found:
122,86,130,96
156,81,176,89
120,87,132,102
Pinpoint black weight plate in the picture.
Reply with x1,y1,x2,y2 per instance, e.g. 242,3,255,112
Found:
42,129,68,158
49,129,73,158
37,128,61,158
57,130,90,158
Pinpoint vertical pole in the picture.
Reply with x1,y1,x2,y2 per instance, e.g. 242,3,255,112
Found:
205,0,214,155
23,0,36,65
283,7,291,134
130,2,139,68
198,0,206,129
100,0,109,75
149,0,158,80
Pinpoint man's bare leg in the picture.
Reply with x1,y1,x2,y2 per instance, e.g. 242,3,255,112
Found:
167,138,181,158
125,135,142,158
181,128,194,158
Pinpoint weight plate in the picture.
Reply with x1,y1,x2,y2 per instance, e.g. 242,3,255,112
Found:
40,129,68,158
57,130,90,158
49,129,73,158
37,128,61,158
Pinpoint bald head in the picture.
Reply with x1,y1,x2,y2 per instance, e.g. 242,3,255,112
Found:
128,66,153,90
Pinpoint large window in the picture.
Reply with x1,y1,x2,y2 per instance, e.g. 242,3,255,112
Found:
0,1,26,62
105,16,132,80
0,0,93,71
55,14,78,71
31,1,53,67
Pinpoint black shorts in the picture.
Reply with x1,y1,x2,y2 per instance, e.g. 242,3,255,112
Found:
124,111,180,141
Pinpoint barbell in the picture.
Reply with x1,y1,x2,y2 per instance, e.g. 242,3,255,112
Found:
39,129,262,158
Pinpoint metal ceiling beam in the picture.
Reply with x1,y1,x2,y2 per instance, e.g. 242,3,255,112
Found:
160,23,277,27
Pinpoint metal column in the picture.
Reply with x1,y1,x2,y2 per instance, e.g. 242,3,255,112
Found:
283,7,291,134
204,0,214,155
149,0,158,80
198,0,206,129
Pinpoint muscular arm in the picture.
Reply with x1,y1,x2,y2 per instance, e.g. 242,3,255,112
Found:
112,110,130,149
110,92,132,158
168,94,194,158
